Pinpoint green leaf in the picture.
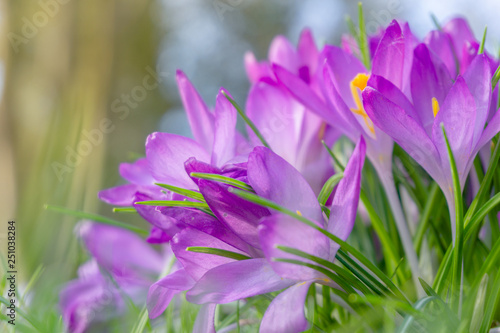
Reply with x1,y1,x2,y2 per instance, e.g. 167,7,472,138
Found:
321,140,345,171
222,91,271,149
479,270,500,333
190,172,253,191
155,183,206,202
317,173,344,205
469,274,489,333
186,247,251,261
276,245,371,295
134,200,209,209
465,192,500,238
492,65,500,90
112,207,137,213
441,124,464,315
44,204,149,236
478,26,487,55
357,2,371,69
229,187,409,303
130,305,150,333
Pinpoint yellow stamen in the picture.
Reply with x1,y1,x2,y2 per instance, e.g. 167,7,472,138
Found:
349,73,375,136
296,210,302,216
432,97,440,117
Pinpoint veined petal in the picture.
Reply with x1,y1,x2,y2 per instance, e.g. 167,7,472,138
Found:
199,179,269,250
462,54,492,146
186,258,294,304
146,132,210,189
363,87,443,183
273,64,333,123
246,80,300,163
119,158,155,185
176,70,215,152
147,268,196,319
98,184,156,206
372,20,415,97
432,76,476,179
248,146,323,223
411,43,454,135
211,88,237,167
259,282,313,333
193,304,216,333
259,214,329,281
327,137,365,260
171,228,245,281
133,193,182,237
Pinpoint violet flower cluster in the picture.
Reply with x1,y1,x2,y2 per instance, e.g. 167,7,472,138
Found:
60,16,500,333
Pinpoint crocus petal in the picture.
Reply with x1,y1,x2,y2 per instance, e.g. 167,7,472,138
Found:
462,54,492,146
98,184,146,206
186,258,293,304
363,87,443,183
78,222,163,283
327,137,365,260
211,89,237,167
146,227,172,244
321,63,362,137
432,76,476,179
298,28,318,74
119,158,155,185
171,228,247,281
411,43,454,135
320,45,366,106
268,35,300,73
244,52,273,84
367,75,421,126
424,30,456,77
147,268,196,319
476,108,500,150
259,282,313,333
259,214,329,281
246,80,300,163
133,193,182,237
176,70,215,152
199,179,269,250
248,146,323,223
146,132,210,189
162,206,250,253
273,64,333,123
372,20,415,97
193,304,217,333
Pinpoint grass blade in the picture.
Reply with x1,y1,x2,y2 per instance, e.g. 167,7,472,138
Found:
44,204,149,236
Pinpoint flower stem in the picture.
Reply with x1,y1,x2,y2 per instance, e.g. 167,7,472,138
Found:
380,175,423,297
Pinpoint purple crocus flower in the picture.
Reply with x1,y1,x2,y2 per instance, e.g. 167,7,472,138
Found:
363,51,500,235
60,222,165,333
273,20,423,283
245,29,338,193
146,137,365,332
257,137,366,332
424,17,497,77
99,71,250,242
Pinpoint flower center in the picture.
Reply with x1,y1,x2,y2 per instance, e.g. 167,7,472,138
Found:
349,73,375,136
432,97,440,117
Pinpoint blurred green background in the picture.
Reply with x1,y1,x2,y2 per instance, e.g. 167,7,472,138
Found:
0,0,499,328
